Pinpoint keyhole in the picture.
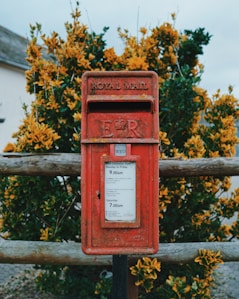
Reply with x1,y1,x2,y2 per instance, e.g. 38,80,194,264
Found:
96,190,101,199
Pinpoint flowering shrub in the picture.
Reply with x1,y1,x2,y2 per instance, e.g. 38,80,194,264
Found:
0,4,239,298
130,257,161,293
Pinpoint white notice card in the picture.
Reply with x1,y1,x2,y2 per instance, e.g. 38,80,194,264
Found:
105,162,136,221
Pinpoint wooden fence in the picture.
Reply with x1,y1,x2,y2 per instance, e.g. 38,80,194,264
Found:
0,240,239,265
1,153,239,177
0,153,239,265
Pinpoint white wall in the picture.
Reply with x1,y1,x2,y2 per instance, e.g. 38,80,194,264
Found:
0,63,33,151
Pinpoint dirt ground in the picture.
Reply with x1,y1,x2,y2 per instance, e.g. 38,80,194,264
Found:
1,262,239,298
211,262,239,299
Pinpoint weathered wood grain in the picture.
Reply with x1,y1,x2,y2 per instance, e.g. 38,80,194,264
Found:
1,153,239,177
0,241,237,265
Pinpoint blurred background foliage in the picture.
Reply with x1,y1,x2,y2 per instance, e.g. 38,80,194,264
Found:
0,3,239,298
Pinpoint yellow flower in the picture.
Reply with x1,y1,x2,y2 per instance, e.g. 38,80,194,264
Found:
209,150,220,158
150,258,161,272
159,187,169,198
159,131,170,145
74,77,82,86
127,56,149,70
12,115,60,152
171,13,176,21
130,257,161,293
47,95,59,111
194,249,224,270
184,284,191,293
26,41,42,61
73,112,82,122
140,27,147,35
67,100,77,110
50,79,63,88
88,53,95,60
104,48,118,63
3,142,16,152
73,133,80,141
184,135,206,158
40,227,49,241
221,176,231,191
0,217,3,230
193,96,201,103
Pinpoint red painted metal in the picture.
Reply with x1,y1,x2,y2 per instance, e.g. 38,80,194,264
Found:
81,71,159,255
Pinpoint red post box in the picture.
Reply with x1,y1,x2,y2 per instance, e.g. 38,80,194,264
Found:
81,71,159,254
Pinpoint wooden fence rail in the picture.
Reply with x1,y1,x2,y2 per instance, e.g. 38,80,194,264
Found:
0,153,239,265
1,153,239,177
0,241,238,265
